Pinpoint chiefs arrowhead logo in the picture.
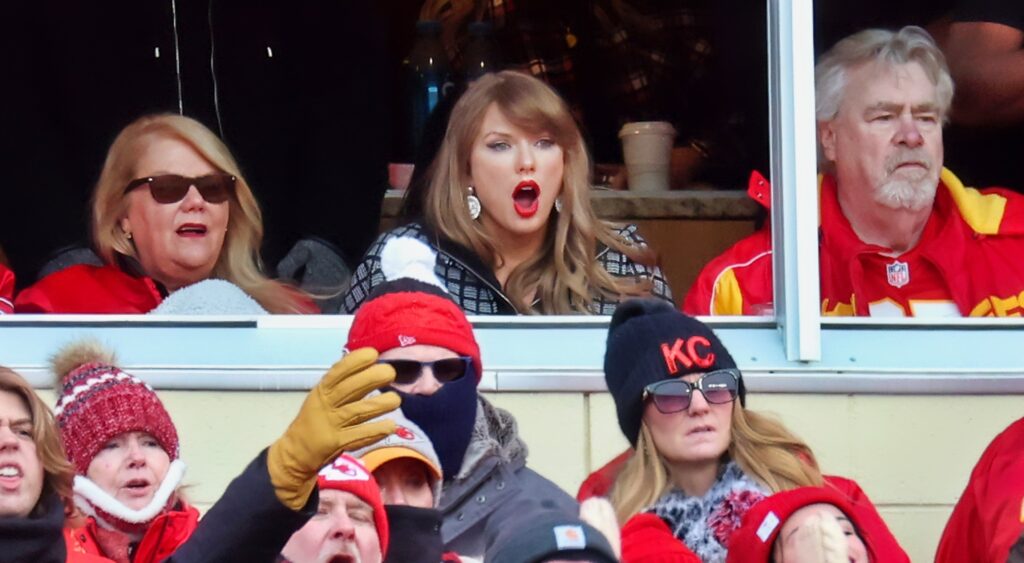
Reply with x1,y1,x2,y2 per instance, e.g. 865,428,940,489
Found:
319,454,370,482
395,425,416,440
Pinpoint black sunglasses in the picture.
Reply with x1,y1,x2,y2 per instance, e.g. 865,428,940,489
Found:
643,369,740,414
123,173,236,204
378,356,472,386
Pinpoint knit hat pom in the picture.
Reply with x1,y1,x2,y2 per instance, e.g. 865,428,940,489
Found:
50,339,181,477
50,339,117,388
380,236,445,289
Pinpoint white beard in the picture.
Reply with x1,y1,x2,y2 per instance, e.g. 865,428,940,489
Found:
874,151,939,211
874,175,937,211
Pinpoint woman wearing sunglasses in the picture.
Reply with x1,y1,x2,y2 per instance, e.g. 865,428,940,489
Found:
345,236,579,559
601,299,905,562
15,114,312,314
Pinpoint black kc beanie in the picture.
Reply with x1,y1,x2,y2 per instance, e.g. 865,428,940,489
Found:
604,298,745,447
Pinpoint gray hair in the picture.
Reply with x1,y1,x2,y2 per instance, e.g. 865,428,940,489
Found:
815,26,954,122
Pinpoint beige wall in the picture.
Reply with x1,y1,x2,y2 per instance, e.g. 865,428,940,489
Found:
51,389,1020,562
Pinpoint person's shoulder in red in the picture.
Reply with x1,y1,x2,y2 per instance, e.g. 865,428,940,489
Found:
936,416,1024,563
65,503,200,563
134,503,201,563
683,171,774,316
14,264,163,314
0,262,14,314
63,526,115,562
621,513,701,562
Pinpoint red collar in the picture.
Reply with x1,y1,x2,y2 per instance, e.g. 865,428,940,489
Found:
819,175,968,266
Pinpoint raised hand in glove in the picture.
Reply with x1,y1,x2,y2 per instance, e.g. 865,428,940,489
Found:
268,347,400,510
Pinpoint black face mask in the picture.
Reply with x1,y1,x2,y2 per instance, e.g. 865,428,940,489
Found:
395,365,478,481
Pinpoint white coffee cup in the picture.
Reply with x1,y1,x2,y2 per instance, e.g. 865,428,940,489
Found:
618,121,676,192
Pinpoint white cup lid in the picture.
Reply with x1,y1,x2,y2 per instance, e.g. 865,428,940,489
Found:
618,121,677,138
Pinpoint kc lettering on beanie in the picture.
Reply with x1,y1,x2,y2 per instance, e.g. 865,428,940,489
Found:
603,298,744,446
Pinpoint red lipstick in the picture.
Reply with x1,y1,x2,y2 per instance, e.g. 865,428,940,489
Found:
512,180,540,218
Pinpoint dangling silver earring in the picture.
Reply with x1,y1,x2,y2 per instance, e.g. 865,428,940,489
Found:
466,186,482,220
554,197,563,213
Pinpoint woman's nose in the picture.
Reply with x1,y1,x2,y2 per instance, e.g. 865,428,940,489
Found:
516,144,536,174
180,185,206,208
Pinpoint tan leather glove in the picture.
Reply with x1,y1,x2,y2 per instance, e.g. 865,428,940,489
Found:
267,347,400,510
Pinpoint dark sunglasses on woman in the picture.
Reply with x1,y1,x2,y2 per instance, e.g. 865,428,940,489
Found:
643,368,740,414
123,173,236,204
377,356,473,386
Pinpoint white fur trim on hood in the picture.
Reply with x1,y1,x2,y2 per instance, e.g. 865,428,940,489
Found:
73,459,187,529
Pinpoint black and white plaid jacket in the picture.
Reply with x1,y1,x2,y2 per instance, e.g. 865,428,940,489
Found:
342,222,673,315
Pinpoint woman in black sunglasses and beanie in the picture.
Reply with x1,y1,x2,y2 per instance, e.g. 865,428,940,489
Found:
16,114,313,314
600,299,906,562
345,236,578,560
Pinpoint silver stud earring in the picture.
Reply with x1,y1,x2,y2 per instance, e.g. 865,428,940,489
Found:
554,197,563,213
467,186,482,220
125,232,133,240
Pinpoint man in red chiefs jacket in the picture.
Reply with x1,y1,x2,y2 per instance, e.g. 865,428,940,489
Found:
684,25,1024,318
936,417,1024,563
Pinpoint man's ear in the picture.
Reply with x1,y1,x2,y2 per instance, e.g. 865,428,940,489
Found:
119,216,132,237
818,120,838,163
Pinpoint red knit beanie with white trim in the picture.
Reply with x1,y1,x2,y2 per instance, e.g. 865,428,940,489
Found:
346,237,482,380
52,345,179,475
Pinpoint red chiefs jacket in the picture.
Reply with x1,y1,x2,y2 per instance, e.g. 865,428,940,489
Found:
64,503,200,563
15,264,164,314
684,169,1024,317
0,262,13,314
935,417,1024,563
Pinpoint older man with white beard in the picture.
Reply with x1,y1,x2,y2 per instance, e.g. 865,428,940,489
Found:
685,25,1024,318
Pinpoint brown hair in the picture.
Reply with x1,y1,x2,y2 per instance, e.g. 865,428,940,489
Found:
0,366,75,518
423,71,655,313
91,114,310,313
610,404,823,523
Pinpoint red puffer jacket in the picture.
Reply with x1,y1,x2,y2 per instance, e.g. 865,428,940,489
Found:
64,503,200,563
16,264,163,313
935,416,1024,563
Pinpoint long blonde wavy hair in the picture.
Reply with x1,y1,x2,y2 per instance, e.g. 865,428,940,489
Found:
91,114,309,313
610,404,824,523
423,71,655,313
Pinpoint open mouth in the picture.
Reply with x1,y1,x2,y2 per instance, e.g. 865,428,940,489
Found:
0,463,23,490
687,425,714,436
123,478,152,495
176,223,208,237
512,180,540,218
327,555,355,563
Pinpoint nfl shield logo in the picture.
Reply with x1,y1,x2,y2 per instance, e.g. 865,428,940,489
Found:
886,261,910,288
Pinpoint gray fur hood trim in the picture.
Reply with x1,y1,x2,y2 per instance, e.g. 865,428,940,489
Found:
454,395,528,481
